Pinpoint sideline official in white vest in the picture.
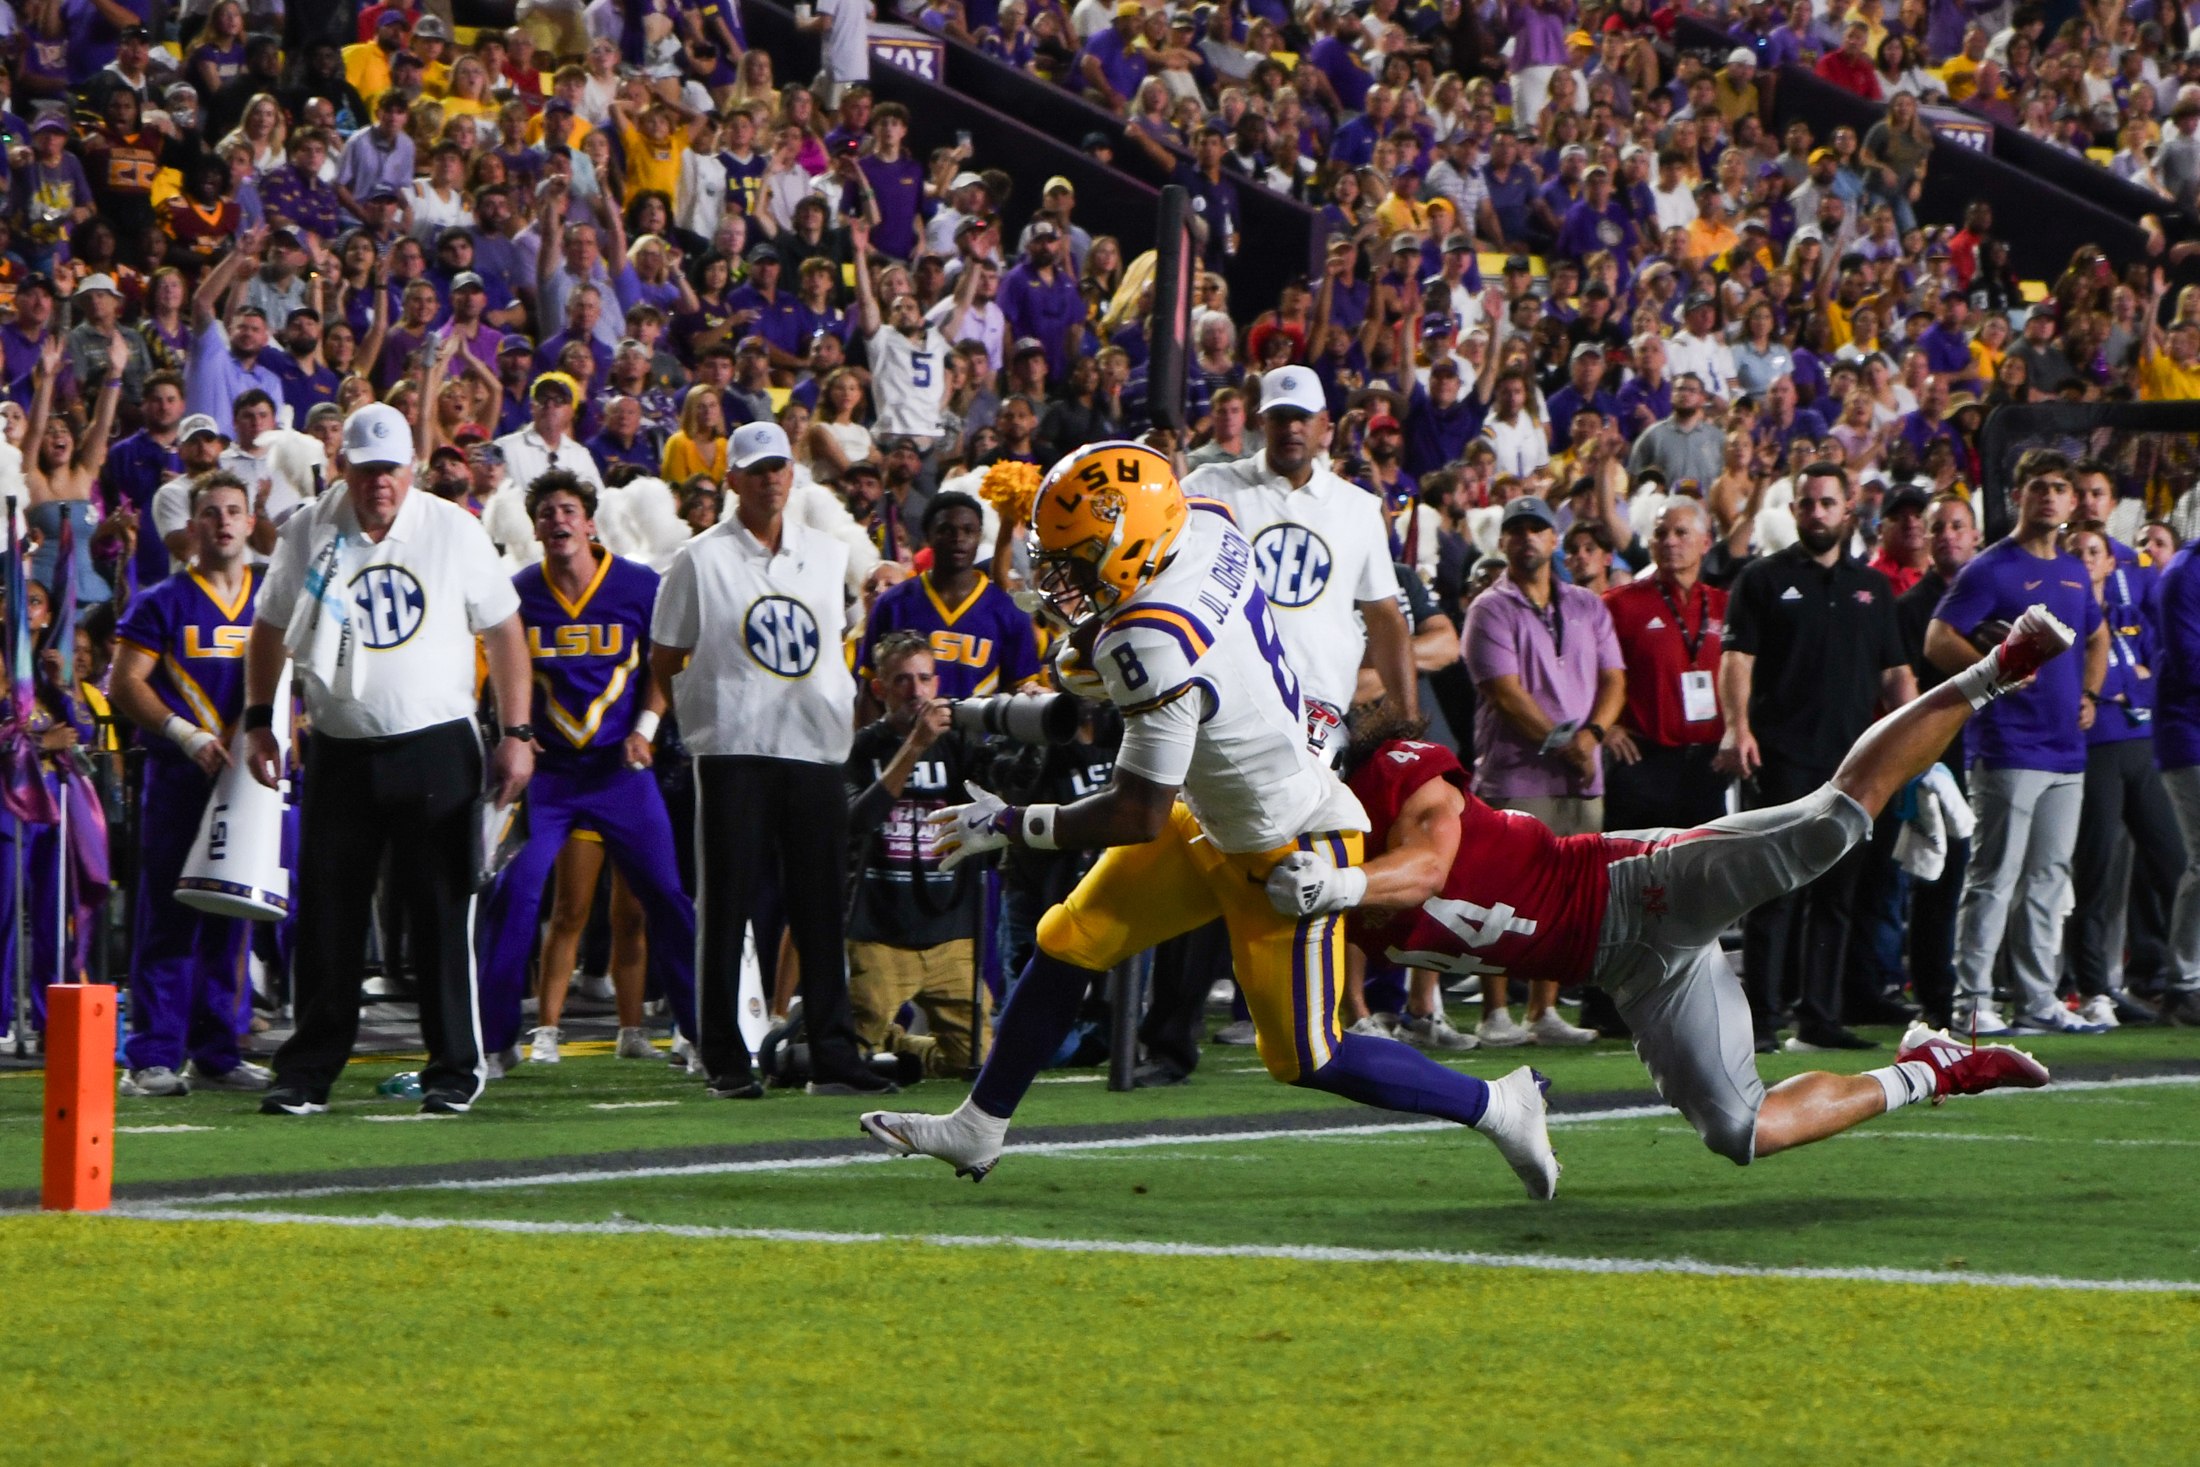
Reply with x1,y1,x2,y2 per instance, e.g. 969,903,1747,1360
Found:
650,422,898,1099
1183,365,1417,763
244,404,538,1117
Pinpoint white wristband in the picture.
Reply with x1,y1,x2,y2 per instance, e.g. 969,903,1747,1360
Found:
163,714,205,750
1334,865,1368,908
633,709,661,742
1021,802,1059,850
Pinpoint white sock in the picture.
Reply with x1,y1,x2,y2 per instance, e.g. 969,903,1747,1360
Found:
952,1097,1011,1137
1948,645,2009,710
1865,1060,1938,1113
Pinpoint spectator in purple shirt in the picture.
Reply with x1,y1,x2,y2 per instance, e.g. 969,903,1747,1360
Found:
1615,331,1672,440
1545,343,1621,446
998,221,1083,382
1916,290,1979,388
1554,163,1638,267
1079,3,1150,114
1507,0,1572,130
2151,534,2200,1024
333,91,415,226
1306,10,1374,114
0,275,74,410
1752,375,1828,455
257,130,344,243
844,103,927,261
1463,492,1629,850
1925,449,2108,1036
1895,377,1961,459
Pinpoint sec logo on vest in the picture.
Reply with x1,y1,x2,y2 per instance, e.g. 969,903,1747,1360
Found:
745,595,820,677
1252,523,1333,608
350,566,427,649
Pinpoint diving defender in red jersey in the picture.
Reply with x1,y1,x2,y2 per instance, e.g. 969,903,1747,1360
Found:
1266,606,2081,1167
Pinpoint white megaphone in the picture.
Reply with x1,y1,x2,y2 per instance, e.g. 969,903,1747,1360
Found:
175,662,293,921
737,926,770,1063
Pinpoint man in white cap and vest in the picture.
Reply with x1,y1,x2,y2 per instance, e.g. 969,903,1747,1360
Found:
650,420,898,1099
243,403,537,1116
1182,363,1418,764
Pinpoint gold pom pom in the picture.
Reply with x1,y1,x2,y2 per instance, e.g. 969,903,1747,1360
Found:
979,461,1043,526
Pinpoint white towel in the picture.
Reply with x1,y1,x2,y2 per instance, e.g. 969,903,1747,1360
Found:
1922,762,1975,841
1894,784,1947,881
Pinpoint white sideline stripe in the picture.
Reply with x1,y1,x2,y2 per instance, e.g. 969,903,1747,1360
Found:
588,1101,681,1110
116,1125,214,1134
116,1107,1672,1209
92,1073,2196,1210
99,1208,2200,1294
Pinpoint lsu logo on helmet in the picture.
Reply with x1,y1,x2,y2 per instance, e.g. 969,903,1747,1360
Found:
1030,442,1186,625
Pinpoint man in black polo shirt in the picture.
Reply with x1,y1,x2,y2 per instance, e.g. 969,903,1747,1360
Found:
1893,491,1979,1029
1717,462,1917,1052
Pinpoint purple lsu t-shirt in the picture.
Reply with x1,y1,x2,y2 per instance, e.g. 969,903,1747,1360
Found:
1932,538,2102,773
850,153,928,261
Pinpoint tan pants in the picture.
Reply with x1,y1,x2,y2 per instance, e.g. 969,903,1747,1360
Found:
847,939,991,1077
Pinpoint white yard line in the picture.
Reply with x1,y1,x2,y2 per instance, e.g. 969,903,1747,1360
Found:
587,1102,681,1111
97,1207,2200,1294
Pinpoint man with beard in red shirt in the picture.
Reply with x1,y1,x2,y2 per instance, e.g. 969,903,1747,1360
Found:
1264,606,2077,1169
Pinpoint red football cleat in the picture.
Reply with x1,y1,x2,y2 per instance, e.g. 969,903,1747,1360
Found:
1991,604,2078,686
1897,1022,2051,1103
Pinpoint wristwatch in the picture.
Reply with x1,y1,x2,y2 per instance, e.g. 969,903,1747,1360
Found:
1585,723,1607,744
502,723,536,743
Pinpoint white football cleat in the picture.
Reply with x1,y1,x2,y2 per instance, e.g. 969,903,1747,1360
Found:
1399,1010,1479,1051
573,973,616,1002
1212,1019,1258,1046
1475,1009,1531,1048
859,1101,1011,1182
1347,1011,1402,1040
185,1059,272,1091
527,1026,562,1065
1527,1009,1598,1046
615,1027,661,1059
1954,1003,2011,1036
2076,995,2119,1029
119,1066,190,1098
1473,1065,1561,1201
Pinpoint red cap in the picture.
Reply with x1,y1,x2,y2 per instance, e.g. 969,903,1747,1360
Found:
1366,413,1401,433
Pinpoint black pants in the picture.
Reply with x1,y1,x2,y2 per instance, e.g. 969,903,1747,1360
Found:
2067,736,2188,998
273,721,484,1101
694,756,862,1084
1904,756,1966,1027
1738,759,1872,1042
1604,740,1728,834
1139,917,1232,1075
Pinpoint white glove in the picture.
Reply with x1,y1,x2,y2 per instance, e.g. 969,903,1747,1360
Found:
928,781,1013,873
1264,850,1368,917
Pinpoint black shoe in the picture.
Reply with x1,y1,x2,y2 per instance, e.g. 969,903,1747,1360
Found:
2161,990,2200,1027
258,1086,327,1116
1790,1026,1880,1051
420,1091,473,1114
805,1067,899,1097
1850,998,1921,1026
706,1075,767,1099
2112,990,2161,1025
1754,1037,1778,1055
1132,1061,1190,1088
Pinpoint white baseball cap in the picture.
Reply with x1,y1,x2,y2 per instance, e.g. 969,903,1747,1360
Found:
1259,365,1327,418
178,413,225,443
342,403,414,468
731,420,793,469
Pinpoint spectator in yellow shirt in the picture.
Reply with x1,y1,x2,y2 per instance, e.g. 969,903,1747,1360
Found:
2140,276,2200,401
612,94,701,206
1939,24,1989,101
1684,181,1737,266
410,14,454,96
1373,165,1432,238
343,11,407,100
662,390,730,482
1714,49,1761,124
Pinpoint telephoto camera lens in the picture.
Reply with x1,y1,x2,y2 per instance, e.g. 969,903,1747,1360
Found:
947,693,1081,745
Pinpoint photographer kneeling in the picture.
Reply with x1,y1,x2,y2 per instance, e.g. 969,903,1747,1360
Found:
845,632,995,1080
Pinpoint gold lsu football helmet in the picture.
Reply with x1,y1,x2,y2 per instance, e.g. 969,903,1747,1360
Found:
1030,441,1187,626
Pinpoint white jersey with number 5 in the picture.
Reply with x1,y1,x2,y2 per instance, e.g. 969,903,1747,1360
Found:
867,324,951,438
1180,454,1401,717
1090,498,1366,853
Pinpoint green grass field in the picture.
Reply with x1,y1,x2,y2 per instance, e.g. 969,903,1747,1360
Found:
7,1023,2200,1464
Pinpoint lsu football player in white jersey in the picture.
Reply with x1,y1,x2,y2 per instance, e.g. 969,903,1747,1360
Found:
859,441,1563,1198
